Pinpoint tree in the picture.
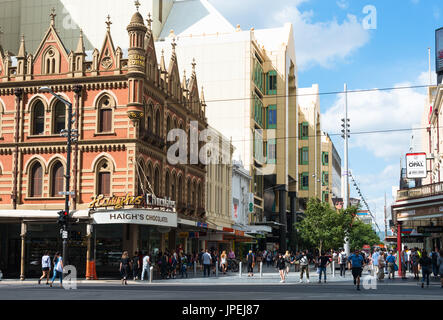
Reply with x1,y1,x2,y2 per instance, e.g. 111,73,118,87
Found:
297,198,346,254
348,219,381,251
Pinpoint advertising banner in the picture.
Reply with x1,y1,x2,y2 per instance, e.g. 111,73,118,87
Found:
437,28,443,73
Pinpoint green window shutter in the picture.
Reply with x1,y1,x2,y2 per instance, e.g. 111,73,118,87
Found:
301,122,309,140
266,71,277,95
322,172,329,186
300,172,309,190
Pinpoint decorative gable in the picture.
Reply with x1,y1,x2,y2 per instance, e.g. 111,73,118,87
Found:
98,20,117,72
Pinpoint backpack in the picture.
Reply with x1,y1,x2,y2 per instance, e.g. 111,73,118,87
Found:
340,253,347,263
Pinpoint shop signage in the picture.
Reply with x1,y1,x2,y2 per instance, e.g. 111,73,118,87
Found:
89,193,176,211
179,232,189,238
406,153,427,179
417,226,443,233
189,232,199,238
93,209,177,227
197,222,208,228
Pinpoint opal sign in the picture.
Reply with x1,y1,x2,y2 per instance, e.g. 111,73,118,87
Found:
406,153,427,179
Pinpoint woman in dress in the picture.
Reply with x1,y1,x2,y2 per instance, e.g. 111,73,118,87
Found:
276,253,286,283
220,251,228,274
283,251,291,277
119,251,131,285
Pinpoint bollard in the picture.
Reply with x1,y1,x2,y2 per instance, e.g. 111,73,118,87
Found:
239,262,242,278
260,262,263,278
332,261,335,278
149,266,153,283
216,261,219,277
194,261,197,277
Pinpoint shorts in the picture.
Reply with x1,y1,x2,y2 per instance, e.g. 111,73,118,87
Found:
42,267,49,272
352,267,363,279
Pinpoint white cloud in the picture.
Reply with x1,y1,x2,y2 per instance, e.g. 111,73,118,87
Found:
336,0,349,10
210,0,371,70
321,72,431,159
272,4,370,70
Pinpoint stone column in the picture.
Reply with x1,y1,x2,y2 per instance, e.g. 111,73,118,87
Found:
277,185,288,252
20,222,27,281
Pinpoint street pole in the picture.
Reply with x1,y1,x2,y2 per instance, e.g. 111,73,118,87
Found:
343,83,350,256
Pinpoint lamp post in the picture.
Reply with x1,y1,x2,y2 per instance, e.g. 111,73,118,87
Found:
39,86,81,265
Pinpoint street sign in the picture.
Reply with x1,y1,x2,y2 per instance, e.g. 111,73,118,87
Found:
406,153,427,179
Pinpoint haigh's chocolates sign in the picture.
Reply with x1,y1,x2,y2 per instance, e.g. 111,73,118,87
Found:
93,209,177,227
89,193,176,211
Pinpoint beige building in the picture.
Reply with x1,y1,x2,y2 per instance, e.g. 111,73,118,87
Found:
321,132,342,206
297,84,322,210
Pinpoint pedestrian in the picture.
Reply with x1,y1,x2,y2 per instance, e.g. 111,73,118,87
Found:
266,251,272,268
171,252,178,279
141,252,150,281
377,251,385,280
276,253,286,283
438,249,443,288
419,250,432,288
49,252,63,288
402,246,410,278
132,251,140,281
180,253,188,278
338,248,347,277
386,251,397,280
283,251,291,277
160,252,168,279
202,249,212,277
348,249,365,290
430,247,440,278
298,251,310,283
372,249,380,277
120,251,131,285
228,249,236,260
220,251,228,274
411,248,420,279
317,252,330,283
246,250,255,277
38,251,51,285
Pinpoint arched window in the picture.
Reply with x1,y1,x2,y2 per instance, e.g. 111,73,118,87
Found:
171,173,176,201
178,175,183,204
32,100,45,135
97,159,111,196
51,161,64,197
97,95,113,133
30,162,43,197
165,170,170,198
154,167,160,196
42,47,60,74
147,104,153,133
53,101,66,134
192,181,196,207
198,183,202,208
187,179,191,204
155,109,161,136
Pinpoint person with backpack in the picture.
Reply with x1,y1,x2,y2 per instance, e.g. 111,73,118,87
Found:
298,251,310,283
140,252,151,281
180,253,188,278
49,252,63,288
338,249,347,277
419,250,432,288
38,251,52,285
132,251,140,281
430,248,440,278
246,250,255,277
386,251,397,280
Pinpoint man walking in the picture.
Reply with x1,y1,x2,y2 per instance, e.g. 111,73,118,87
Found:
317,252,330,283
132,251,140,281
430,247,440,279
348,249,365,291
338,249,347,277
372,249,380,277
141,252,150,281
38,251,52,285
298,251,310,283
202,249,212,277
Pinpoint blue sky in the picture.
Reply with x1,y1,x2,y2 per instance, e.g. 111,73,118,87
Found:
210,0,443,232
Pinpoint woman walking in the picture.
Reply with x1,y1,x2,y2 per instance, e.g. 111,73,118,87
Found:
276,253,286,283
419,250,432,288
377,251,385,280
50,252,63,288
38,251,51,285
119,251,131,285
220,251,228,274
283,251,291,277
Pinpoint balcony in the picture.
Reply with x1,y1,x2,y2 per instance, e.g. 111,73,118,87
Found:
397,181,443,201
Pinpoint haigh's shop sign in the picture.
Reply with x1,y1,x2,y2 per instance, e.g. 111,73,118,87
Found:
93,209,177,228
89,193,176,211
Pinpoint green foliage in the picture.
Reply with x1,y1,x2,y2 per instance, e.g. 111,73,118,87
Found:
348,219,381,251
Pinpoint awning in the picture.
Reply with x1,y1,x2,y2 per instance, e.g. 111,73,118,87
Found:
244,225,272,234
0,209,91,220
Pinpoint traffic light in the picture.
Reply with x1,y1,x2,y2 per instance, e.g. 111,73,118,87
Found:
341,118,350,139
57,210,69,227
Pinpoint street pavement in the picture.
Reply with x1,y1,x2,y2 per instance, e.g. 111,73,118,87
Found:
1,265,442,300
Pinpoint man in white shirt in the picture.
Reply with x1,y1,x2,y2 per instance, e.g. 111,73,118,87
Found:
38,251,51,285
141,252,151,281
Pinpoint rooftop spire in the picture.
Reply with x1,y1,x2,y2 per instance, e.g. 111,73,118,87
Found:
135,0,141,11
17,34,26,57
171,38,177,56
50,8,56,27
182,69,188,90
191,58,196,75
146,12,153,30
75,29,85,54
106,14,112,32
160,49,166,73
201,86,206,106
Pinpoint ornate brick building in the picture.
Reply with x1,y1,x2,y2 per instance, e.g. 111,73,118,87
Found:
0,8,207,278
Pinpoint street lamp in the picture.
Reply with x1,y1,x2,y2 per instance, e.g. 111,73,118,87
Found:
39,86,79,265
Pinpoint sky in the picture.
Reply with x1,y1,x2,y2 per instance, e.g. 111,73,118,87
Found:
210,0,443,233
